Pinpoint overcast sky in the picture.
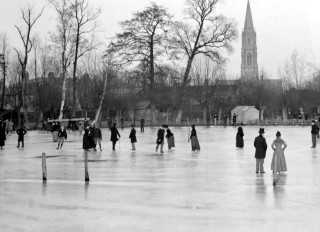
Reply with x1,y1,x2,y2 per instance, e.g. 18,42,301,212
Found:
1,0,319,78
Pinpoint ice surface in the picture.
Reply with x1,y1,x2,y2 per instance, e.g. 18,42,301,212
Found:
1,126,320,231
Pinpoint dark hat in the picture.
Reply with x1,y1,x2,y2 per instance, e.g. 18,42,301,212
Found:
191,124,195,128
312,120,315,123
259,128,265,134
238,126,243,132
113,122,116,126
276,131,281,137
131,124,135,127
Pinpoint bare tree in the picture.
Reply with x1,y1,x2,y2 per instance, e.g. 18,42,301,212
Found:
191,56,225,125
108,3,172,125
0,34,10,112
14,5,44,128
49,0,74,121
170,0,238,123
70,0,101,117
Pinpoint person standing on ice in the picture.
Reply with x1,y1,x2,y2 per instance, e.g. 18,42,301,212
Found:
156,125,165,153
129,124,137,150
110,123,121,151
16,126,27,148
57,126,67,149
254,128,267,174
311,120,319,148
165,125,175,150
271,131,287,185
190,124,200,151
236,126,244,148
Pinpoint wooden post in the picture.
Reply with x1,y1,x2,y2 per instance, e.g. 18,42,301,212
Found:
85,152,89,182
214,118,217,126
42,152,47,181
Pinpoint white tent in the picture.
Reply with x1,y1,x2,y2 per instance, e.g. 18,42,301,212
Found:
231,106,259,123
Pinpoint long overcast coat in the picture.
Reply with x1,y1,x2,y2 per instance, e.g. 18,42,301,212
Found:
254,135,267,159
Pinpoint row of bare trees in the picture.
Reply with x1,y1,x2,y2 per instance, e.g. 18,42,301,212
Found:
1,0,320,128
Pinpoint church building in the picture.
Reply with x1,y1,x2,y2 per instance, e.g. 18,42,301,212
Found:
241,0,259,80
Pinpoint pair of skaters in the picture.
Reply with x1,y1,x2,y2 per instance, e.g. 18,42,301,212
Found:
253,128,287,185
156,125,175,153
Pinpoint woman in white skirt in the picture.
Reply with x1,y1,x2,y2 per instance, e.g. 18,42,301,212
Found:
271,131,287,185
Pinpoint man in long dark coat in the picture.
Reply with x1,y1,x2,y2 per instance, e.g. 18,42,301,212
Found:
254,128,267,174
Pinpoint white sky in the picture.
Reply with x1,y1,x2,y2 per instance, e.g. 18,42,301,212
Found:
1,0,319,78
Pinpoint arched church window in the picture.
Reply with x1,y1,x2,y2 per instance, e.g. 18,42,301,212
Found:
247,53,252,66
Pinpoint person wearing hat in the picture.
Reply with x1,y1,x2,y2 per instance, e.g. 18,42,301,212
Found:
311,120,319,148
236,126,244,148
271,131,287,185
190,124,200,151
110,123,121,151
129,124,137,150
254,128,268,174
156,125,165,153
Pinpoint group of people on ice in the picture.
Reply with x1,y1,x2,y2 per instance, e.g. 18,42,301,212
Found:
236,126,288,185
0,118,26,149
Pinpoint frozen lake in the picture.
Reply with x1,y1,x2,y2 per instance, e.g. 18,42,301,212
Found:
1,125,320,231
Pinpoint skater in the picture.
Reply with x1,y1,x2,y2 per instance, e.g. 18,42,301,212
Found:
140,117,145,132
110,123,121,151
254,128,267,174
156,125,165,153
83,126,91,151
236,126,244,148
165,125,175,150
93,124,102,151
190,124,200,151
89,123,96,151
16,126,27,148
271,131,287,185
311,120,319,148
57,126,67,149
232,113,237,126
51,122,59,142
0,119,6,149
129,124,137,150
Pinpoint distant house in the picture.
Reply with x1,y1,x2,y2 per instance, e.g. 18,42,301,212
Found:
231,106,259,123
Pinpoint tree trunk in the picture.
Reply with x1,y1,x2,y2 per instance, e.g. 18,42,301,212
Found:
94,72,108,124
58,74,67,121
202,106,207,125
175,109,183,125
282,107,287,121
22,72,29,128
218,108,222,125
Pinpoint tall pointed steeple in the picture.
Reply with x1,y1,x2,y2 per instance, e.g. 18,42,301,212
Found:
241,0,259,80
244,0,254,30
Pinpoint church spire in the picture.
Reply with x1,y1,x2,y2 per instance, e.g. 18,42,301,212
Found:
244,0,254,30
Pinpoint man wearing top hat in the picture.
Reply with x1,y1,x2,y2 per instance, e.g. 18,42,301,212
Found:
254,128,268,174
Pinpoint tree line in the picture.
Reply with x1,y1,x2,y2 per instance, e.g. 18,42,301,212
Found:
0,0,319,128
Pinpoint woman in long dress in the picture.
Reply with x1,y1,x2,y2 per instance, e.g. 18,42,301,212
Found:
271,131,287,185
165,125,175,150
190,124,200,151
82,126,91,151
236,126,244,148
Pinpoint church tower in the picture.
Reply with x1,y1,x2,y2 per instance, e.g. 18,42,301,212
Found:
241,0,259,80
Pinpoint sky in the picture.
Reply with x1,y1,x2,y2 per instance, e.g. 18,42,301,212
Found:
1,0,319,78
